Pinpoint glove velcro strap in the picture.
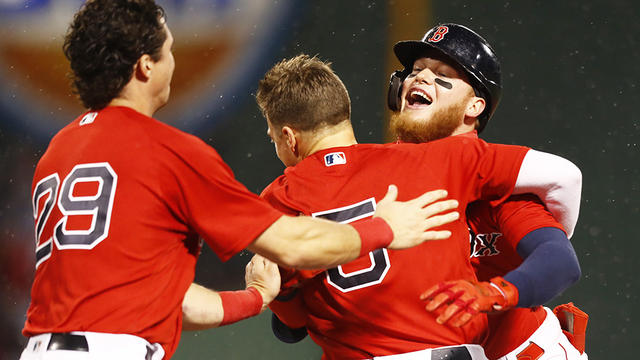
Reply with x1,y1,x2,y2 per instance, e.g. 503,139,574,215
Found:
489,276,519,309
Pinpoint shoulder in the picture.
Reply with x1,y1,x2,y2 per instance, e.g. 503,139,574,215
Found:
112,106,218,158
425,133,529,153
468,195,548,227
491,194,565,238
134,115,227,171
46,111,92,145
495,194,558,223
360,142,434,159
427,134,491,156
261,175,288,199
385,136,488,155
147,117,213,154
115,109,233,183
260,175,303,216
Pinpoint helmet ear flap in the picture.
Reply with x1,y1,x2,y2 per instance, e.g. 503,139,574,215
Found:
387,69,409,111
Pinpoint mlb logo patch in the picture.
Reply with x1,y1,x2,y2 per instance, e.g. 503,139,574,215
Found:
324,152,347,166
79,112,98,126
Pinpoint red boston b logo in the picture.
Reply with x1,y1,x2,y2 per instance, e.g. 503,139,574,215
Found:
428,26,449,42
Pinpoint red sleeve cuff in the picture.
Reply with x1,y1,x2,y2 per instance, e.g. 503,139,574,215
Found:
219,287,263,326
351,217,393,257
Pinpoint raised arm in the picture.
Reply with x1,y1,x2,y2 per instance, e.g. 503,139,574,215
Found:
248,186,459,270
513,150,582,238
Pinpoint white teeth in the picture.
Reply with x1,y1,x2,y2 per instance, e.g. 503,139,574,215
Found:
410,90,431,104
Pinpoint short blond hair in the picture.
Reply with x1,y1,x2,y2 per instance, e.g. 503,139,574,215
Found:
256,54,351,131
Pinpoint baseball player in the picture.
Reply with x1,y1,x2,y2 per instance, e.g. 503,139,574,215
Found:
19,2,462,359
256,54,582,359
387,24,589,359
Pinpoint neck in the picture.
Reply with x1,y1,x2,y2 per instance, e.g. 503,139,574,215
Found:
108,84,157,117
450,120,476,136
302,121,358,158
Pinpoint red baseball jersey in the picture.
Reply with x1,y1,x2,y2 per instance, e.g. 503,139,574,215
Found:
25,106,283,358
261,135,529,359
467,194,565,359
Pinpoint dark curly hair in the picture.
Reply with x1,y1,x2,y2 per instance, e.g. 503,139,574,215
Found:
63,0,167,110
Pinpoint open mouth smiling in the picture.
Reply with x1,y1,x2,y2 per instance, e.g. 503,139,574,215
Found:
406,88,432,107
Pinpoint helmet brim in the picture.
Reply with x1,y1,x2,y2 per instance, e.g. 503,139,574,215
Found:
393,40,448,71
394,40,477,86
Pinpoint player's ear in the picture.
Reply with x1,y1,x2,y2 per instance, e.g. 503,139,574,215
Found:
135,54,154,81
465,96,485,119
282,126,298,155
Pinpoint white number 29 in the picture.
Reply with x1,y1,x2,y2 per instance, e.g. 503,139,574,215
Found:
32,163,117,268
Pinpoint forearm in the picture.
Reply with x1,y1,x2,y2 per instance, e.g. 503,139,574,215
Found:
513,150,582,238
504,227,581,307
248,215,388,269
182,283,224,331
181,283,264,331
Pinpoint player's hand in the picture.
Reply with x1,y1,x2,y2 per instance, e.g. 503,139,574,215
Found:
246,254,281,312
419,276,519,327
375,185,459,250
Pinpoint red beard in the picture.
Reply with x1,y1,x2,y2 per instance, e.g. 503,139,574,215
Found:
389,102,466,143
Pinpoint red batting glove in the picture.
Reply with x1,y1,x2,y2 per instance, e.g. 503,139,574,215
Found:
419,276,519,327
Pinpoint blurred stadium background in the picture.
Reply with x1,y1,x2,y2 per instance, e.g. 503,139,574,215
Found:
0,0,638,358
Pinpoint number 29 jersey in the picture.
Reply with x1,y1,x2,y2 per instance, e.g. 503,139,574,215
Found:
261,136,529,359
25,106,282,358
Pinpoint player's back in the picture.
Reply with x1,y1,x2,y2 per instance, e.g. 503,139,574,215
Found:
262,138,528,359
26,106,245,356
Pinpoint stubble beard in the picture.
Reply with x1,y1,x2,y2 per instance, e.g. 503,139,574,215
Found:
389,102,466,144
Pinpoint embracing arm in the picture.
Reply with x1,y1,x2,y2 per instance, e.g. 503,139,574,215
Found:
420,228,581,327
248,186,459,269
513,150,582,238
182,255,281,331
505,227,581,307
421,215,581,327
182,283,225,331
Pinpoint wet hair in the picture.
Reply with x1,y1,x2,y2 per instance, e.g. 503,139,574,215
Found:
256,54,351,132
63,0,167,110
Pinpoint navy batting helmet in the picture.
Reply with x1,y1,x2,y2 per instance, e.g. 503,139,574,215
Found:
387,23,501,132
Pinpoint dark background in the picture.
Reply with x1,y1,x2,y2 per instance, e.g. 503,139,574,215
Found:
1,1,637,359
